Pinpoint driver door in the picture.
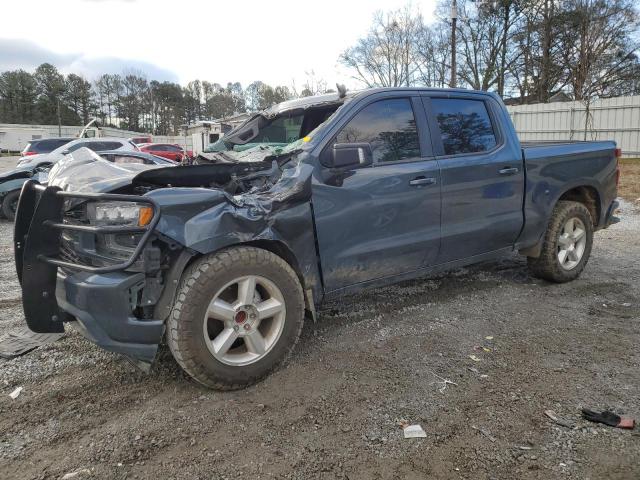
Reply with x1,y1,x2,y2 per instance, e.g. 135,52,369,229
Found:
312,96,441,293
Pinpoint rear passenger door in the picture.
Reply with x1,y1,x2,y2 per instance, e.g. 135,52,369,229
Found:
424,95,524,263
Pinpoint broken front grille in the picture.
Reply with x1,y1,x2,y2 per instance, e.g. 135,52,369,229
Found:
15,181,160,275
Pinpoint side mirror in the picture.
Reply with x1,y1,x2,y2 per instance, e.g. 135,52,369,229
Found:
331,143,372,168
61,149,70,155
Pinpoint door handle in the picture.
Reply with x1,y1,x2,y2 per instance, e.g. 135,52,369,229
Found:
499,167,519,175
409,177,436,186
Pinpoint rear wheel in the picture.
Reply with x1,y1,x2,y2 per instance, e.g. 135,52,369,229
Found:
167,246,305,390
527,200,593,283
1,190,20,221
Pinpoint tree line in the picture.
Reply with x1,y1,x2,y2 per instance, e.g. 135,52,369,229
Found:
340,0,640,103
1,1,639,135
0,63,324,135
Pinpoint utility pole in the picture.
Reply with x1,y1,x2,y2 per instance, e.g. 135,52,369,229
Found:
57,98,62,137
450,0,458,88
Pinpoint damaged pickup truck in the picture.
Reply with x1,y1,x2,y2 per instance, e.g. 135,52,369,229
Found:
15,88,620,389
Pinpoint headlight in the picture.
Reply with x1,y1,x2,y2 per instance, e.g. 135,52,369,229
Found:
87,201,154,227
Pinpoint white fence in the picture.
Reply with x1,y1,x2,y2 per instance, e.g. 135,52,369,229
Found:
507,95,640,157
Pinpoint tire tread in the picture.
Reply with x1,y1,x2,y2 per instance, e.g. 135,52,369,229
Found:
167,246,304,390
527,200,593,283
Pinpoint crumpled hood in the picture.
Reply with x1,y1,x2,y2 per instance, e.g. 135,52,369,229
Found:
0,165,35,181
47,148,164,193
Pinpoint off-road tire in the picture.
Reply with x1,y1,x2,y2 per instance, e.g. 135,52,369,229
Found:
527,200,594,283
167,246,305,390
1,190,20,221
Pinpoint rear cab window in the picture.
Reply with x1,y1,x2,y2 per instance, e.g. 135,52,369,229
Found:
429,98,497,156
335,98,421,163
253,116,304,144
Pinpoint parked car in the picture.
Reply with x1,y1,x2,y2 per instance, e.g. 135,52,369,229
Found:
21,137,75,157
139,143,193,163
1,138,138,220
16,137,138,168
15,88,620,390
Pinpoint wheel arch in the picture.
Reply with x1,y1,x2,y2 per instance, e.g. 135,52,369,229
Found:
227,240,319,320
520,185,601,258
155,239,316,322
557,185,600,226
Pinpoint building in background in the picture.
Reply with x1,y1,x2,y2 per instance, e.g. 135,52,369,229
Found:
185,113,251,154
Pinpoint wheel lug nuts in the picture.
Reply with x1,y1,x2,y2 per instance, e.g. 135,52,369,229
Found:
233,325,240,332
243,324,251,331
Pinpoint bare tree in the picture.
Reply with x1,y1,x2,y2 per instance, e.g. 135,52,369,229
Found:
339,6,423,87
299,70,328,97
414,21,451,87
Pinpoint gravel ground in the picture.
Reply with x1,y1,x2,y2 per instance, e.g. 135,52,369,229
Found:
0,197,638,479
0,156,19,174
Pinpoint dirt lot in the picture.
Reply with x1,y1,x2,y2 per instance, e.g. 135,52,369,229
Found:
619,158,640,202
0,162,639,479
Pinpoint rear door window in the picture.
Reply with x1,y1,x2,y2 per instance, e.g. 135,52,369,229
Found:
67,143,88,153
97,141,125,151
36,139,68,152
336,98,421,163
430,98,497,155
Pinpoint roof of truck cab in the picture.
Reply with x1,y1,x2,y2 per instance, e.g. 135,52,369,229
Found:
265,87,496,116
359,86,495,96
264,92,358,115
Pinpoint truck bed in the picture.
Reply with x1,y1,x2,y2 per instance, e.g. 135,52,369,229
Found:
520,140,599,149
517,139,618,251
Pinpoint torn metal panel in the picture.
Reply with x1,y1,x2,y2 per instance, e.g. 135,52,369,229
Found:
140,158,323,301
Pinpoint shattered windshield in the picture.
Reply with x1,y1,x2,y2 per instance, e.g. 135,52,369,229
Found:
251,115,304,144
204,98,346,157
199,137,307,165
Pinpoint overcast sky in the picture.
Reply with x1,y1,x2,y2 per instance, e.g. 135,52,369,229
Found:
0,0,438,89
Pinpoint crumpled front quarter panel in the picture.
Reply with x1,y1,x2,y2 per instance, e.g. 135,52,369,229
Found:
146,162,322,300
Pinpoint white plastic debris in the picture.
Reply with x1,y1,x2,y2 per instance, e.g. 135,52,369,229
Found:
9,387,22,399
61,469,92,479
403,424,427,439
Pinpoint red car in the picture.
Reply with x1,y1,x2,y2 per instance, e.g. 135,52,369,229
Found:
139,143,193,162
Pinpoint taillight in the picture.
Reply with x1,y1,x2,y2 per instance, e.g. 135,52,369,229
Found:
24,151,37,156
615,148,622,158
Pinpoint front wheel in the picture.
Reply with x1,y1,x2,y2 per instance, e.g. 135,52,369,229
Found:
167,246,305,390
1,190,20,221
527,200,594,283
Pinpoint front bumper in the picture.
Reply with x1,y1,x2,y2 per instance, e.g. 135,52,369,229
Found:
56,271,164,363
15,180,164,364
